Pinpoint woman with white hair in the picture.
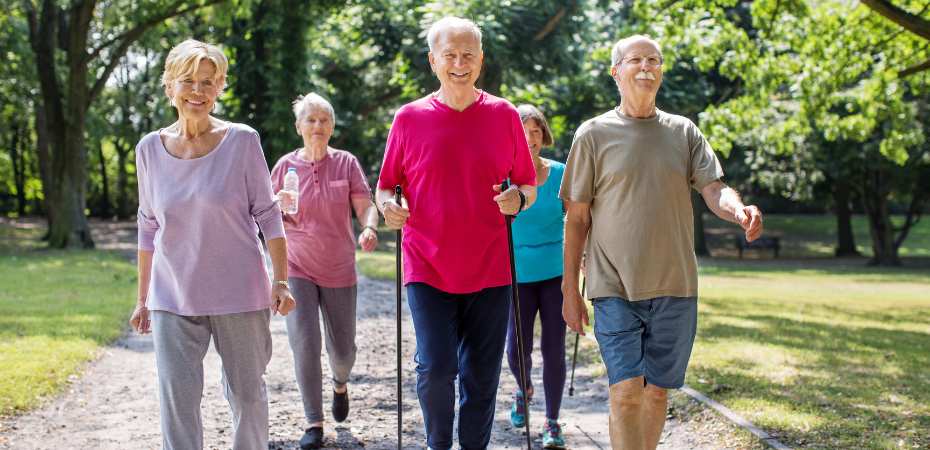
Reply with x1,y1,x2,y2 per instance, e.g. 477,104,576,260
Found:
271,92,380,449
130,39,295,450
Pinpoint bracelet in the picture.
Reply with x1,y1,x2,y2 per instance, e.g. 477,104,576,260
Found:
273,280,289,288
363,225,378,234
516,189,526,215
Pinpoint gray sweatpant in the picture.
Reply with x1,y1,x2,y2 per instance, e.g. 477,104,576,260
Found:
151,309,272,450
285,277,358,424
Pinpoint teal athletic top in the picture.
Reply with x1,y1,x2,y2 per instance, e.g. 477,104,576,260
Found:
513,159,565,283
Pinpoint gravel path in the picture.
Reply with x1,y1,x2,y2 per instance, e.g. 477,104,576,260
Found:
0,221,731,449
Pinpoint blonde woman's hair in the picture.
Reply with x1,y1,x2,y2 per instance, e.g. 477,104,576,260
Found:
161,39,228,90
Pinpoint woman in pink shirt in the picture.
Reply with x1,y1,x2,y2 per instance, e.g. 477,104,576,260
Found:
270,93,380,449
129,39,295,450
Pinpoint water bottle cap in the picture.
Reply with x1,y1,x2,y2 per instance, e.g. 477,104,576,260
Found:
287,167,297,173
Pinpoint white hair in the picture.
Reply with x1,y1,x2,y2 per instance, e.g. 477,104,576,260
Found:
292,92,335,123
427,16,483,52
611,34,662,67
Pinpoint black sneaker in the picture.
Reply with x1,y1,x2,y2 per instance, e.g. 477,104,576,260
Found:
299,426,323,450
332,388,349,422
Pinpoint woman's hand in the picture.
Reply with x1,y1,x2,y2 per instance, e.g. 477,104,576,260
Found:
129,303,151,334
271,283,296,316
358,227,378,252
274,190,296,213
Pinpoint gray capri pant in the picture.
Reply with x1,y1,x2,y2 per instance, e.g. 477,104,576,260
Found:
151,309,272,450
285,277,358,424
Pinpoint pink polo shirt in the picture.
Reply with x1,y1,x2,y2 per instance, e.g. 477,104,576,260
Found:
378,91,536,294
271,149,372,288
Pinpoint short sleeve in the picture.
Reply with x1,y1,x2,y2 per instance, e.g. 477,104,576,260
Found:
687,122,724,191
377,109,406,190
559,124,597,203
136,139,158,251
243,130,285,240
509,107,536,187
349,156,372,199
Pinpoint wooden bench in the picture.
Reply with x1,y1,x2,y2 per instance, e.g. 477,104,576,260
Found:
734,235,780,259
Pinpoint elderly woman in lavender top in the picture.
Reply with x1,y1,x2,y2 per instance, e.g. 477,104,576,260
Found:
270,93,379,450
129,39,295,450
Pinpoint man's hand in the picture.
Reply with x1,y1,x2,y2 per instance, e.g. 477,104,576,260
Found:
492,184,522,215
735,205,763,242
382,198,410,229
562,283,589,335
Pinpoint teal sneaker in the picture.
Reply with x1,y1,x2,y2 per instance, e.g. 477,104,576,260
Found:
542,419,566,449
509,391,527,428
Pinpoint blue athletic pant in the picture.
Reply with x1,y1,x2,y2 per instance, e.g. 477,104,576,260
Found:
406,282,511,450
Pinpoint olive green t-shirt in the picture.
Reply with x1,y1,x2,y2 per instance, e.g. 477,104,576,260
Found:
559,108,723,301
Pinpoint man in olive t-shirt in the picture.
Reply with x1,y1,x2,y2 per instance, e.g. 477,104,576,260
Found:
560,35,763,450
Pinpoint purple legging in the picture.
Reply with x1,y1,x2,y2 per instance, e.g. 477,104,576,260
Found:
506,275,567,420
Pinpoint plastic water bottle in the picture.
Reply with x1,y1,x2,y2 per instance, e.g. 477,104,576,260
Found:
282,167,299,215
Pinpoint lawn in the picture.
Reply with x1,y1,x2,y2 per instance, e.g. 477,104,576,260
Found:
687,259,930,449
0,220,136,416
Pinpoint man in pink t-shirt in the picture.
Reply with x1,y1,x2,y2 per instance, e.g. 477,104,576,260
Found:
376,17,536,450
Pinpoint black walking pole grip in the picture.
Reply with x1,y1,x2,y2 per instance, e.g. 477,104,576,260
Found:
569,276,585,396
394,185,403,450
502,179,533,450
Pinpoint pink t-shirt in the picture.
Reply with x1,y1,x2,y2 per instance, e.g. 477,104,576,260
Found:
271,149,372,287
378,91,536,294
136,123,285,316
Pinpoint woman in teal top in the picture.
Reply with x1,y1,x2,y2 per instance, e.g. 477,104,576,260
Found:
507,104,567,449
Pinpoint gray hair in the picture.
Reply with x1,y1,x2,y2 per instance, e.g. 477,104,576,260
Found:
611,34,662,67
517,104,554,147
292,92,335,123
427,16,483,53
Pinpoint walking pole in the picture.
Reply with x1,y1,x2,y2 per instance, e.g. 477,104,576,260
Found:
394,185,403,450
568,276,585,396
502,180,533,450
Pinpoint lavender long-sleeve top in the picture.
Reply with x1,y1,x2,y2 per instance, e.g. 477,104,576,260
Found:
136,123,285,316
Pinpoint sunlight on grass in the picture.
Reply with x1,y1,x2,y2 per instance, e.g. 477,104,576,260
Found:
356,250,396,280
0,222,136,416
685,263,930,448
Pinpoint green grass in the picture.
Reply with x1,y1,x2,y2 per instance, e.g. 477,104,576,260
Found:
356,249,397,281
704,213,930,258
0,221,136,416
688,260,930,449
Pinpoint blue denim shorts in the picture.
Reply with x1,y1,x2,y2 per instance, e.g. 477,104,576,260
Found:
593,296,698,388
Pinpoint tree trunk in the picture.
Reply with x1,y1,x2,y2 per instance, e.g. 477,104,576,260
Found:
692,190,710,256
114,139,131,219
861,170,899,266
96,140,111,218
832,179,859,256
46,108,94,248
8,123,27,216
478,58,503,96
34,100,53,233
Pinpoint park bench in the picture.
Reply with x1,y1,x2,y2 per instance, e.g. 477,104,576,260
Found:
734,235,780,259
